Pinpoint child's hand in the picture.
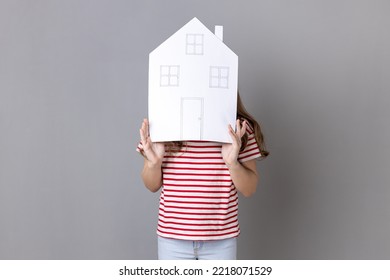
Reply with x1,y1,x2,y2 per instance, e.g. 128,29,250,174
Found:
221,119,247,168
139,119,165,166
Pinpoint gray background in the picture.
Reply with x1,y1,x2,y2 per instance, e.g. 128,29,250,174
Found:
1,0,389,259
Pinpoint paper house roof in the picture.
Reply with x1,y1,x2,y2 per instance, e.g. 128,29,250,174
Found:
148,17,238,143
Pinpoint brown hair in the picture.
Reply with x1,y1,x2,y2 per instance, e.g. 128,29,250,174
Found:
165,92,269,158
237,92,269,158
165,141,184,154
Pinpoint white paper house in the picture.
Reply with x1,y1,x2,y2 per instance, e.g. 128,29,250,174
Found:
148,17,238,143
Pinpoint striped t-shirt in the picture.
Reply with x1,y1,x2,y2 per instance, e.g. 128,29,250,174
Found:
137,126,261,240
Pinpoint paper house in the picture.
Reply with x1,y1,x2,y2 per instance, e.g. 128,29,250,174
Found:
148,17,238,143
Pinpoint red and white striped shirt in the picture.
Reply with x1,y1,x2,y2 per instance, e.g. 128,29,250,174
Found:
137,126,261,240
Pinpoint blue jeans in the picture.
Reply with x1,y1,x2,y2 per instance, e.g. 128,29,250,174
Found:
158,236,237,260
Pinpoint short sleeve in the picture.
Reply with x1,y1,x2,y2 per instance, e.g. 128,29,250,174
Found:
238,124,262,162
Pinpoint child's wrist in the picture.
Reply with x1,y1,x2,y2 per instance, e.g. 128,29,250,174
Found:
147,159,162,169
226,160,240,170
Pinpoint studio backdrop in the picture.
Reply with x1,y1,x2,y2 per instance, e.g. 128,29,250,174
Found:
1,0,389,259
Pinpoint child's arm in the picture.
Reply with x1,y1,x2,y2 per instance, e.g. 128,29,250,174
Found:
139,119,165,192
222,119,259,197
226,159,258,197
141,158,163,192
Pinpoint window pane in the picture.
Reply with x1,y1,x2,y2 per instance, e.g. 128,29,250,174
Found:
220,78,228,88
195,34,203,44
220,68,229,77
187,34,195,44
161,66,169,75
210,77,219,87
161,76,169,86
195,45,203,54
170,76,178,86
186,45,195,54
170,66,178,75
210,67,219,77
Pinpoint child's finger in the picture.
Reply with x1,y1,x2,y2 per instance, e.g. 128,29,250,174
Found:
228,124,236,142
139,129,144,143
229,124,240,146
240,120,247,137
235,119,241,133
143,119,149,135
140,119,149,145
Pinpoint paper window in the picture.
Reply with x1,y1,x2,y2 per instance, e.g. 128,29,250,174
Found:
160,65,180,87
209,66,229,88
186,34,204,55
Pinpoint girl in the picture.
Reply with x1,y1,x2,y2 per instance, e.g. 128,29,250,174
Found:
137,94,268,260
